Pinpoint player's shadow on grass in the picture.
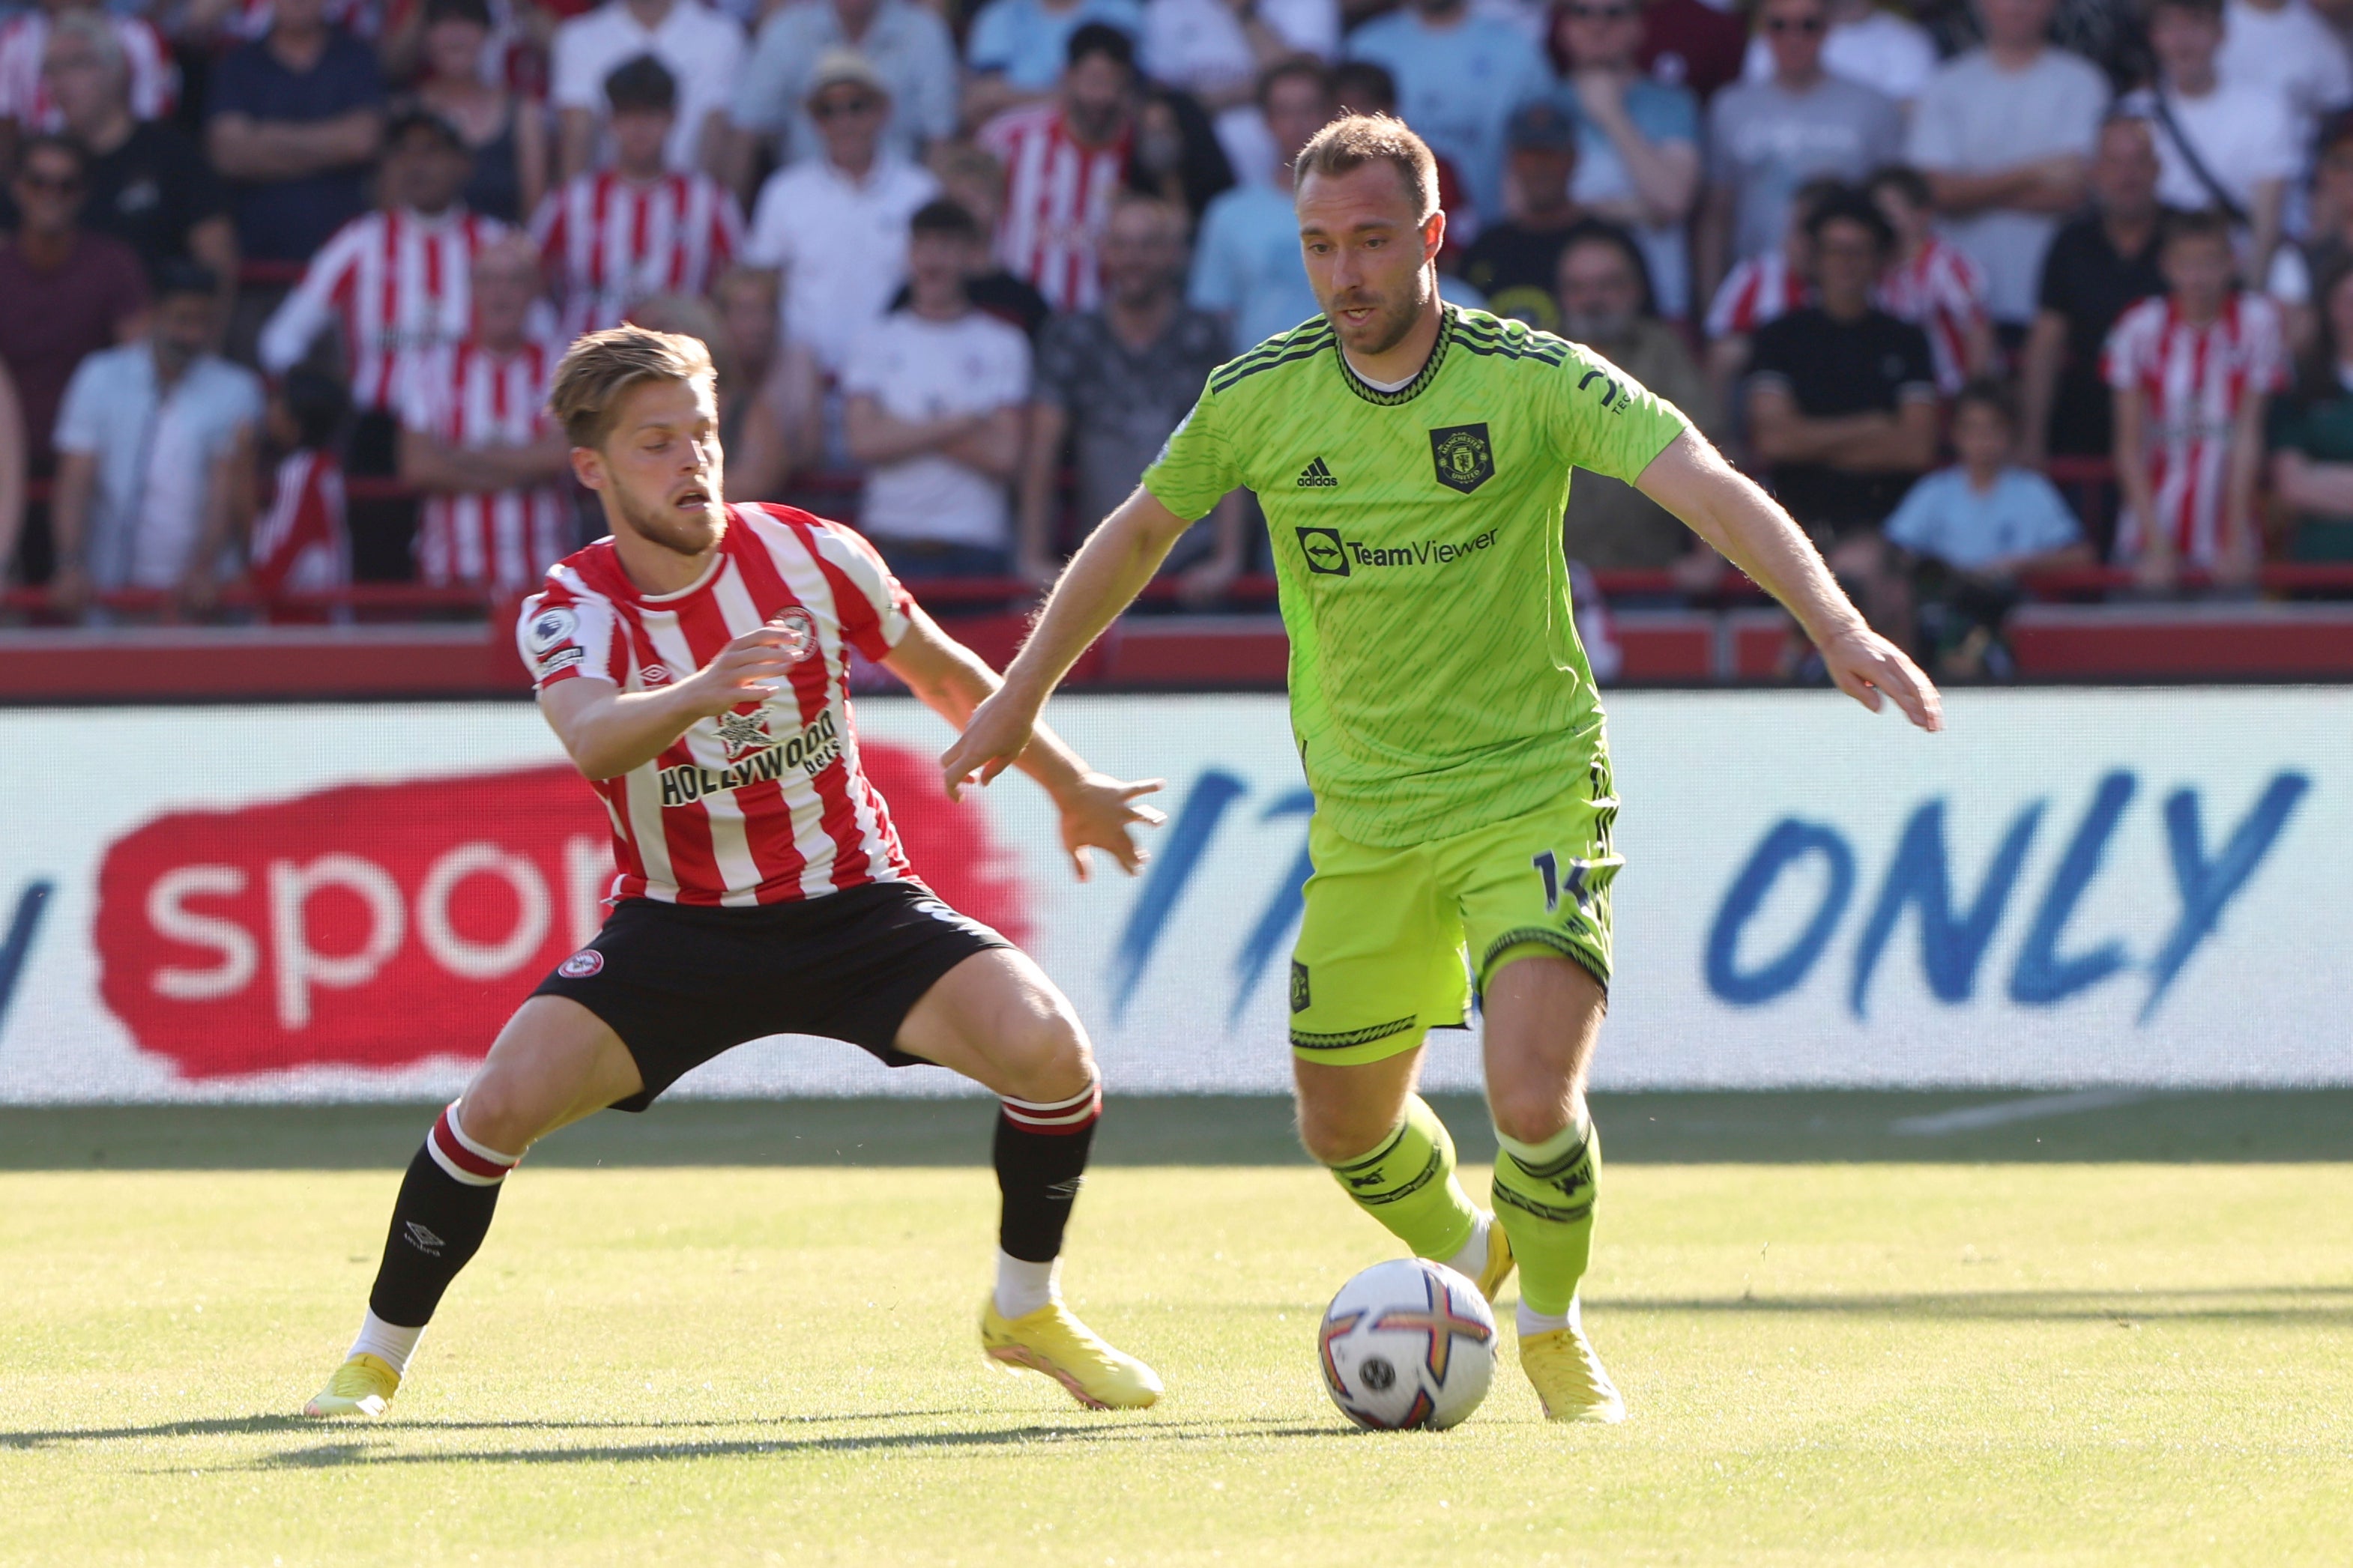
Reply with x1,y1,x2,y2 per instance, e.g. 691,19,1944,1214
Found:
234,1416,1340,1471
1605,1285,2353,1323
0,1408,974,1450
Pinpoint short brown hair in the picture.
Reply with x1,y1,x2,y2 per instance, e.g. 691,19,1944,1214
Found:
1293,112,1439,221
548,324,715,448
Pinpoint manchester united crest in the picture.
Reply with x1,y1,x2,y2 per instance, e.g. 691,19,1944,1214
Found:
1428,423,1494,494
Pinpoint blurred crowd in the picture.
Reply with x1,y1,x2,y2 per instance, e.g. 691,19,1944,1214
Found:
0,0,2349,669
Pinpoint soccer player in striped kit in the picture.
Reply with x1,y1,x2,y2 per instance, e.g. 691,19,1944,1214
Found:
306,324,1168,1418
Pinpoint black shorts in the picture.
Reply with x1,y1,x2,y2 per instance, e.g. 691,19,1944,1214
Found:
531,880,1013,1112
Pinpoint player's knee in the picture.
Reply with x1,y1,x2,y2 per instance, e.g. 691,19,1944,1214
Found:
453,1072,539,1157
1487,1080,1574,1148
1296,1095,1389,1167
997,1005,1095,1104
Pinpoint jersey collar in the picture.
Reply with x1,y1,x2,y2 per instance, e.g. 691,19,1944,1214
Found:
1335,302,1456,408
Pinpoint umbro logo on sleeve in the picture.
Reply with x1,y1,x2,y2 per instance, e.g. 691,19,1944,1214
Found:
1296,455,1338,488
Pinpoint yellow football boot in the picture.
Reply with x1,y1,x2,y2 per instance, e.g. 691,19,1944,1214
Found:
980,1298,1162,1411
1471,1217,1516,1307
1520,1302,1625,1424
303,1354,401,1418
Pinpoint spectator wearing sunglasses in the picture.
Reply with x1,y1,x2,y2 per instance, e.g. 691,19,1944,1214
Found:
1553,0,1700,319
746,50,939,375
1908,0,2109,338
1735,0,1936,109
0,133,145,585
1697,0,1898,310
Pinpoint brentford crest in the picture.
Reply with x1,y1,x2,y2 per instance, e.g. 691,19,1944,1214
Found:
768,608,818,662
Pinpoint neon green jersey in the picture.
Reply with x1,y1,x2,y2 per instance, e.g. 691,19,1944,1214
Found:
1143,304,1691,847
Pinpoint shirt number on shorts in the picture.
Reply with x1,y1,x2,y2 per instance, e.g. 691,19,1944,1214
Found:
1532,850,1589,915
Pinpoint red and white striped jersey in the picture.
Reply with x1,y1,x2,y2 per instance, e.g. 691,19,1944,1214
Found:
979,103,1129,313
1877,237,1988,395
2102,291,2288,564
257,207,514,411
0,11,175,130
248,448,348,598
395,338,572,594
531,171,745,339
518,505,919,907
1703,251,1807,340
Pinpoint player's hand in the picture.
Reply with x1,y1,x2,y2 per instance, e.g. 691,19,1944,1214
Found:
1053,772,1168,881
677,626,803,717
1819,624,1942,732
941,685,1042,799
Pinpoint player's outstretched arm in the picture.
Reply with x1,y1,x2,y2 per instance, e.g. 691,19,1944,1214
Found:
940,486,1197,794
1635,429,1944,732
538,626,804,780
889,605,1167,879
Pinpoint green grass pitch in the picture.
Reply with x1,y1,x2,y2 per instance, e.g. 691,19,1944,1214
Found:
3,1094,2351,1566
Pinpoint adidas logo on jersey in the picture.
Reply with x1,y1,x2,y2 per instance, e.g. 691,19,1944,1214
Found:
1296,455,1338,488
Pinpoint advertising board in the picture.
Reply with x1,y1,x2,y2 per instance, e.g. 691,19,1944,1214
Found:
0,689,2342,1100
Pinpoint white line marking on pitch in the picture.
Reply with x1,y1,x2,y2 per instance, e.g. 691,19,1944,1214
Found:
1890,1089,2158,1136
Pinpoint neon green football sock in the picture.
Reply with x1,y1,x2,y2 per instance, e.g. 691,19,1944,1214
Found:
1323,1095,1481,1262
1490,1115,1598,1317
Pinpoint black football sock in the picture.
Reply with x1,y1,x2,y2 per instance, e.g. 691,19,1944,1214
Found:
991,1080,1103,1316
364,1104,520,1330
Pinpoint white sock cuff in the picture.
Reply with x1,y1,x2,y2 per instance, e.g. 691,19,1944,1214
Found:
348,1310,426,1376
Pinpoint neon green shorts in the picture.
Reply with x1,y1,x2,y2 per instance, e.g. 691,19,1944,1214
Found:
1287,758,1621,1066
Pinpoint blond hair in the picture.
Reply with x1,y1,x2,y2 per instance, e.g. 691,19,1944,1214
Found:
547,324,716,449
1293,112,1439,221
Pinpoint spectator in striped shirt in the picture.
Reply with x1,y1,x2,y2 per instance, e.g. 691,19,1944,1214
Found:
249,365,351,614
534,54,745,339
978,21,1138,314
395,234,576,593
258,109,514,437
2106,207,2287,593
1868,165,1996,396
1700,171,1840,423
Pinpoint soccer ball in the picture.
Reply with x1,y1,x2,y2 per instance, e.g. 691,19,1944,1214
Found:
1317,1257,1496,1431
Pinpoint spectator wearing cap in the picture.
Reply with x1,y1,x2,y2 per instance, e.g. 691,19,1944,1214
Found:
746,50,939,375
2265,109,2353,347
49,262,263,618
2119,0,2295,278
1553,0,1701,320
259,109,517,431
0,0,174,163
1190,58,1330,348
1555,222,1723,578
0,133,146,586
534,55,745,339
1697,0,1898,310
728,0,955,186
1458,100,1605,331
41,11,236,306
978,22,1138,313
2020,114,2174,476
205,0,388,265
402,0,548,225
843,198,1031,581
395,235,575,595
1906,0,2109,340
1343,0,1555,228
1744,190,1939,632
962,0,1144,130
551,0,742,181
1021,192,1242,596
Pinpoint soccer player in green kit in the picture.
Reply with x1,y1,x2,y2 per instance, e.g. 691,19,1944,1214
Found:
943,115,1942,1422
